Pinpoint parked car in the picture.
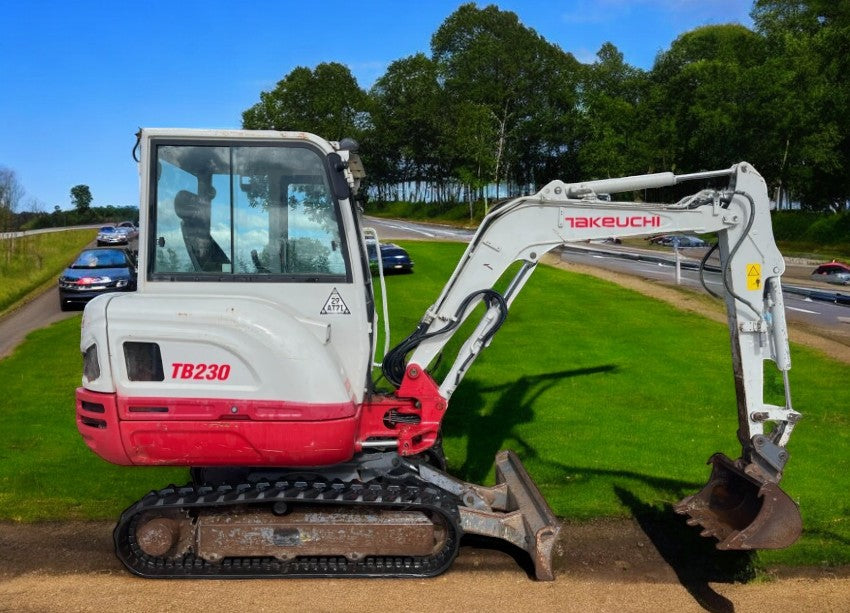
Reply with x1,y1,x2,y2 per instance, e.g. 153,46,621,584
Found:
648,234,707,248
115,221,139,240
366,240,414,274
96,225,128,246
811,260,850,285
58,248,137,310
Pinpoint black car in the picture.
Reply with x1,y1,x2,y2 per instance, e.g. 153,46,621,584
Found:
366,240,414,274
58,248,137,310
648,234,707,248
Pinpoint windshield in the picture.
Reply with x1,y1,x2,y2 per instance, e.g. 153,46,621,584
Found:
151,142,348,280
72,250,129,269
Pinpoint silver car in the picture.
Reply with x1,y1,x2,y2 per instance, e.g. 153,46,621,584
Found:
96,226,127,246
116,221,139,240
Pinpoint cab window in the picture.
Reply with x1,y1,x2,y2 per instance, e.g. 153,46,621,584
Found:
152,143,349,280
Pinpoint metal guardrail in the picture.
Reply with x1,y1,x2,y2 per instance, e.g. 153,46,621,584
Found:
0,224,103,240
561,244,850,307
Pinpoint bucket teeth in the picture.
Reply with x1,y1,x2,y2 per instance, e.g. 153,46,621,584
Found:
675,453,802,550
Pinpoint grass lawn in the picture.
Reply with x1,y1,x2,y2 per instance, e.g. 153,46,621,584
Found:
0,229,97,314
0,240,847,569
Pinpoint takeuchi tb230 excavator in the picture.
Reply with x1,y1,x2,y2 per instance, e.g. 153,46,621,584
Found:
75,129,803,580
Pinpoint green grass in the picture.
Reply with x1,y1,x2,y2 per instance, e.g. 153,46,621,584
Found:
0,229,97,314
0,240,848,568
0,316,187,520
375,242,850,567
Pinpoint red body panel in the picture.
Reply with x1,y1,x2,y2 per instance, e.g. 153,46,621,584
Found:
76,388,359,466
76,369,447,467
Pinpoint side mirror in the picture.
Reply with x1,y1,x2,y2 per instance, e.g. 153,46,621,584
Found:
327,153,351,200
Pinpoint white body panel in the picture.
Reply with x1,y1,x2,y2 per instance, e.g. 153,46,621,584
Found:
85,291,356,404
82,129,375,404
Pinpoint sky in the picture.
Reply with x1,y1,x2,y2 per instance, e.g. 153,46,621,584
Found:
0,0,753,211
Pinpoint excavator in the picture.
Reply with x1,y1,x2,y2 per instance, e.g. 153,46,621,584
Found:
75,129,803,580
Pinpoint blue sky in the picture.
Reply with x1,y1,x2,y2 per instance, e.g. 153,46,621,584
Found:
0,0,753,210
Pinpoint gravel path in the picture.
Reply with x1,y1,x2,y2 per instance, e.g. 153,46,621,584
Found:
1,521,847,613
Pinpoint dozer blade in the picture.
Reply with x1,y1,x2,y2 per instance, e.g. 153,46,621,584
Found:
457,450,561,580
674,453,802,550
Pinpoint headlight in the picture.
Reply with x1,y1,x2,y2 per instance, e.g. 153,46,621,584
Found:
116,279,128,288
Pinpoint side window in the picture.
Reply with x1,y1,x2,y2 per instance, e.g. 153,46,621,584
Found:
285,182,345,275
154,146,232,274
230,147,345,277
154,156,197,273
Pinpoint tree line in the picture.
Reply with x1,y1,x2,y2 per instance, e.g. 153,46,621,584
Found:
243,1,850,212
0,171,136,231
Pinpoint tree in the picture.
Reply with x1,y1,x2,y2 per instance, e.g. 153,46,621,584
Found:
431,3,582,193
0,166,25,232
645,25,770,176
752,0,850,209
71,184,93,213
368,53,447,201
242,62,369,141
577,43,650,179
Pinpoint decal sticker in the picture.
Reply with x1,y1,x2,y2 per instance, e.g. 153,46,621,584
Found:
746,263,761,290
171,363,232,380
321,287,351,314
562,215,661,228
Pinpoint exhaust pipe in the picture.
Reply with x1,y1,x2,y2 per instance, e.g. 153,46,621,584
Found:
675,453,802,550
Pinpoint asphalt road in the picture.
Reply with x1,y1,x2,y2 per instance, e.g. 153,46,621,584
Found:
364,216,474,241
560,246,850,332
0,286,78,359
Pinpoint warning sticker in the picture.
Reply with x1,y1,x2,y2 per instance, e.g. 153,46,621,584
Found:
746,263,761,291
321,288,351,314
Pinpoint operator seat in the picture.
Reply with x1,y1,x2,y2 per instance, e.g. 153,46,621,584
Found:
173,190,230,272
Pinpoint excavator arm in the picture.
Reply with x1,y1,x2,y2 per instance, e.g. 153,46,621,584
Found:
383,162,802,551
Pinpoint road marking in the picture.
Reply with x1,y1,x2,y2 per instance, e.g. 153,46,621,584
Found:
787,306,820,314
380,222,436,238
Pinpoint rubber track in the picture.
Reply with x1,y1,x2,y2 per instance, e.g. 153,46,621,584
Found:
114,476,462,578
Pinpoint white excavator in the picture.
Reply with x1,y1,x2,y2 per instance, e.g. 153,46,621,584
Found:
75,129,802,580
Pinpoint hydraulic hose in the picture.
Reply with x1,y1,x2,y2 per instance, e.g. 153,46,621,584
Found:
382,289,508,388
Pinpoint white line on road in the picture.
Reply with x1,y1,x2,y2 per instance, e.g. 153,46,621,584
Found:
787,306,820,314
379,222,436,238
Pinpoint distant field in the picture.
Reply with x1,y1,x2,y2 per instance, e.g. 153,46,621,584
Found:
0,229,96,314
0,240,847,569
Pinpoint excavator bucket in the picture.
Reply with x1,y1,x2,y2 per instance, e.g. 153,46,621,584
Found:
674,453,802,550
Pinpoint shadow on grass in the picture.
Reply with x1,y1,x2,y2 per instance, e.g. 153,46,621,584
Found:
615,486,755,613
446,366,758,610
444,366,617,483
